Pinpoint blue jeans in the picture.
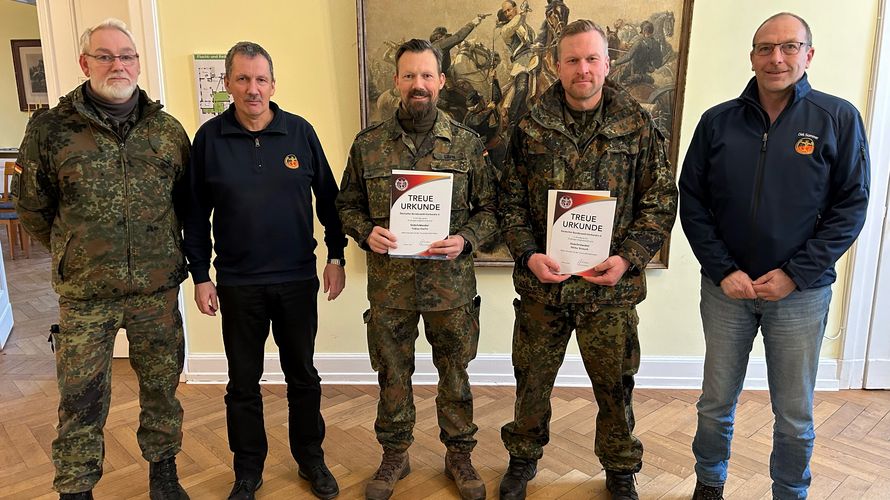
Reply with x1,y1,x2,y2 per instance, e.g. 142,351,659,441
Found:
693,277,831,499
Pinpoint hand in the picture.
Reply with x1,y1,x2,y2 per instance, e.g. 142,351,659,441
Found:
752,269,796,301
367,226,397,254
582,255,631,286
194,281,218,316
527,253,571,284
427,235,465,260
720,270,757,299
322,263,346,301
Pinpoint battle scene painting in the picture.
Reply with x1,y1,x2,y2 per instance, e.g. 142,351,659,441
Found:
357,0,693,266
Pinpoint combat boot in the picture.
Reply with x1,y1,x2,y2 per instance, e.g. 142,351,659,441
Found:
60,492,93,500
365,449,410,500
605,470,639,500
498,456,537,500
149,456,189,500
691,481,724,500
444,451,486,499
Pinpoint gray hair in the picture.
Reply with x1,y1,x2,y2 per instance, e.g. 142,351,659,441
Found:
79,18,137,55
225,41,275,82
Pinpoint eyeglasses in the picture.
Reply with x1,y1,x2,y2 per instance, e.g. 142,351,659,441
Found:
85,53,140,66
752,42,809,56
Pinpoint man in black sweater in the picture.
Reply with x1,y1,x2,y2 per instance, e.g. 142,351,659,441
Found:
183,41,346,500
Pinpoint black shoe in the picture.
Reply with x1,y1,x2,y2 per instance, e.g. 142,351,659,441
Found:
605,471,639,500
228,477,263,500
299,463,339,499
692,481,724,500
60,493,93,500
499,456,537,500
149,456,189,500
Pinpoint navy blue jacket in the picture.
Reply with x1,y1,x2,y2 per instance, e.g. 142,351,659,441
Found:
184,102,346,286
679,74,870,290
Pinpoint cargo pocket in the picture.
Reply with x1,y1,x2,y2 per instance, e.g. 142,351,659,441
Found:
363,308,380,372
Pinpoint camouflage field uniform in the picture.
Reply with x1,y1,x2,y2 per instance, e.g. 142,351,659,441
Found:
499,80,677,472
14,83,190,493
336,110,497,452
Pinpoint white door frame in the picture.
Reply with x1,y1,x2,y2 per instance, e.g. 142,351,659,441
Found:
840,0,890,389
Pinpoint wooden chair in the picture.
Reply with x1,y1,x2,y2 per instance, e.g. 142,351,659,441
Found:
1,161,30,259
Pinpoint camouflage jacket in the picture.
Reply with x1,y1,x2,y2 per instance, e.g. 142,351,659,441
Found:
336,110,497,311
14,84,190,300
500,80,678,306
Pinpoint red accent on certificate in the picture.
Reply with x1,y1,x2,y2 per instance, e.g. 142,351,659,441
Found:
389,169,453,259
546,190,617,276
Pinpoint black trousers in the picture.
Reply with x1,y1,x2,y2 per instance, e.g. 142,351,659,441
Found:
217,278,325,480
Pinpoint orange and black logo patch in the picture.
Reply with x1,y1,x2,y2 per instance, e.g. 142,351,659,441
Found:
795,138,815,155
284,154,300,169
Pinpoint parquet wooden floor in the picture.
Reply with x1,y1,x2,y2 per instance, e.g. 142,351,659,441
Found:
1,245,889,499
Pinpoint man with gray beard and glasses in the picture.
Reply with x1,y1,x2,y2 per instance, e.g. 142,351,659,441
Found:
14,18,191,500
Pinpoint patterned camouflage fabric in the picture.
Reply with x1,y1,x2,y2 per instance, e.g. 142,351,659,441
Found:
499,79,677,306
364,297,481,452
498,80,677,473
13,83,190,493
15,83,190,300
501,297,643,470
54,288,185,492
337,110,495,452
336,110,497,312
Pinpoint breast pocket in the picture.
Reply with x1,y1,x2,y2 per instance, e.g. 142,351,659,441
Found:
362,166,393,221
429,157,472,232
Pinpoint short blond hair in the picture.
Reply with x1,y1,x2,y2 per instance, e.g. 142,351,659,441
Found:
557,19,609,59
79,18,137,55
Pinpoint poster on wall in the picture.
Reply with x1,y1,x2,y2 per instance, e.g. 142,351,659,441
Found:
193,54,233,125
356,0,694,267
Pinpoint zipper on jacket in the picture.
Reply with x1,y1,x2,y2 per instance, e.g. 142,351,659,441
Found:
254,136,262,171
749,132,769,226
120,140,135,292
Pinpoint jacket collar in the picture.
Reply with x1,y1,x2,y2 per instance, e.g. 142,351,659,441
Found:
529,79,646,140
67,82,161,126
740,72,812,108
386,108,453,142
220,100,287,136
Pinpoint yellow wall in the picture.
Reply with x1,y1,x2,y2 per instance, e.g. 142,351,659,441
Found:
156,0,879,359
0,2,41,148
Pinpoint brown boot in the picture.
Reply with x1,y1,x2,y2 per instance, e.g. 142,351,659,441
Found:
444,451,486,500
365,450,410,500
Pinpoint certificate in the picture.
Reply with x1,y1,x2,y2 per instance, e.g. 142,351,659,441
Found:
546,190,616,275
388,169,453,258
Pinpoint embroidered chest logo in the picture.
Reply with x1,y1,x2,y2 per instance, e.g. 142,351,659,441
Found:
794,137,815,155
284,154,300,169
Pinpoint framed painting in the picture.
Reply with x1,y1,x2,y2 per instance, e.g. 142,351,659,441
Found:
357,0,694,267
11,39,49,112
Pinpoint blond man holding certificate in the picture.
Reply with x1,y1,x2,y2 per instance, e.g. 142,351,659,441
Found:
336,39,497,500
497,20,677,500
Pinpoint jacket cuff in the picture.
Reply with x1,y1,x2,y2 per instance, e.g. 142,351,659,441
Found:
190,268,211,284
618,239,651,271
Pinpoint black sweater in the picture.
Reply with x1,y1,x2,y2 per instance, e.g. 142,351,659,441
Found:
183,102,346,286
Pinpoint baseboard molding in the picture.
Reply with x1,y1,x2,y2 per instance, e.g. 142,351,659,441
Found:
864,359,890,388
186,353,840,391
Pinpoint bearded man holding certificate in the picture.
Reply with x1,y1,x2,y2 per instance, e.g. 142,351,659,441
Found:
336,39,497,500
497,19,677,500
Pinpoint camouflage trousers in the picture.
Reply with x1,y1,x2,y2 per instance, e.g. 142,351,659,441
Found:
501,296,643,472
364,296,481,453
53,288,185,493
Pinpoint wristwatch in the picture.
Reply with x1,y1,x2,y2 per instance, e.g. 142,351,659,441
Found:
327,258,345,267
